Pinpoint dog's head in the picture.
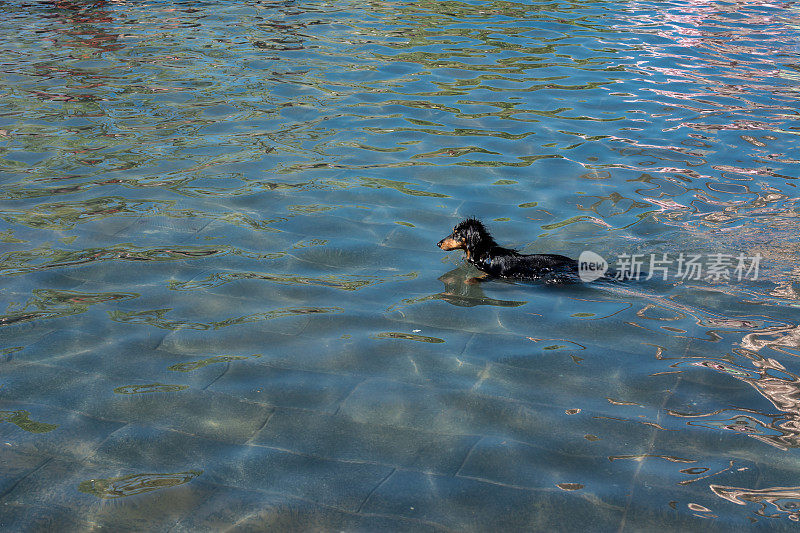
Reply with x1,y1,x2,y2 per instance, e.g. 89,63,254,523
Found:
437,218,493,255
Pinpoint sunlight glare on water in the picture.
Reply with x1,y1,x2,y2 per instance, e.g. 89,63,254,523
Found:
2,0,800,530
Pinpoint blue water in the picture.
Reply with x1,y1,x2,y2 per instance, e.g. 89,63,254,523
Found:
2,0,800,530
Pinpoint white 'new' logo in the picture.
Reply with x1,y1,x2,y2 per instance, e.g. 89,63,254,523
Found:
578,250,608,282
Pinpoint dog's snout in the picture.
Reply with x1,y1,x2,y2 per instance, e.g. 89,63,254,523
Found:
437,236,462,251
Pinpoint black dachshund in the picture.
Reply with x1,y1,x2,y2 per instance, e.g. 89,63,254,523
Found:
437,218,583,283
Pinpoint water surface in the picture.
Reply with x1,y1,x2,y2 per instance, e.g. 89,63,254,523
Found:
2,0,800,530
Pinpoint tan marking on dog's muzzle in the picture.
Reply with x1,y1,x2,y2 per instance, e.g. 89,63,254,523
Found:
437,237,464,251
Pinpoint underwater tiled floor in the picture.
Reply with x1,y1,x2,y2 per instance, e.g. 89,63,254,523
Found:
3,322,793,531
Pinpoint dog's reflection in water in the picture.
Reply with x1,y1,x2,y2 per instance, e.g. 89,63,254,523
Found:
432,266,527,308
385,266,527,316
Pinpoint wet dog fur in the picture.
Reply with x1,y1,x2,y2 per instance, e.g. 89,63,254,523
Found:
437,218,581,283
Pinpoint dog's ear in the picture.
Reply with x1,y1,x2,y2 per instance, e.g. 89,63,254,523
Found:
464,225,482,251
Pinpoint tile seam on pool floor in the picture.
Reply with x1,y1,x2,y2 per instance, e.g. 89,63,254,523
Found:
175,477,459,532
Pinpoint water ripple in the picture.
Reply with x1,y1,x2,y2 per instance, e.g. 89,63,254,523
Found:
78,471,203,499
